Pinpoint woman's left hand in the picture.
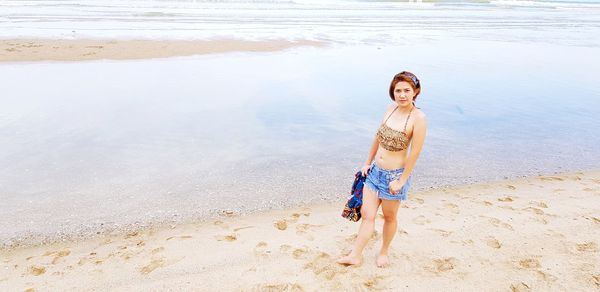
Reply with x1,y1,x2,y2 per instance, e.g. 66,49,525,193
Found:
388,180,405,195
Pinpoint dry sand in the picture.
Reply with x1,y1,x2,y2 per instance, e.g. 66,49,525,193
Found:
1,170,599,291
0,39,324,63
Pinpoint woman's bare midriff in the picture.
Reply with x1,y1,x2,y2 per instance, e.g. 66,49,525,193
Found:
374,145,409,170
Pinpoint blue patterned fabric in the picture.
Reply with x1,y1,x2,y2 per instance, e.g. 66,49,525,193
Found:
341,171,366,222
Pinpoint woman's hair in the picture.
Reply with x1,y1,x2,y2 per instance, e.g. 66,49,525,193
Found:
389,71,421,101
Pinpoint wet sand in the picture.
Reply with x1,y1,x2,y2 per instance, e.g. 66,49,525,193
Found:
0,39,325,62
1,171,599,291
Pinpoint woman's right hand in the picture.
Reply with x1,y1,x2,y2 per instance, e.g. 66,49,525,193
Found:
360,164,371,177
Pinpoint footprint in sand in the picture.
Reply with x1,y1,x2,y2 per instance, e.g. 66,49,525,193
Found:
292,247,308,259
510,282,531,292
427,257,458,273
530,201,548,208
485,217,514,231
213,220,229,229
295,224,323,241
215,233,237,242
363,275,387,289
251,283,304,292
287,213,301,223
413,197,424,204
124,231,141,239
576,242,598,252
254,242,270,258
535,270,558,282
507,185,516,190
140,258,165,274
498,196,514,202
580,262,595,272
304,252,347,280
592,274,600,288
166,235,193,241
255,242,267,249
430,229,452,237
443,203,460,214
412,215,431,225
28,265,46,276
296,223,323,234
300,208,311,217
582,216,600,224
119,248,144,261
279,244,292,253
483,201,493,206
519,258,541,269
274,220,288,231
523,207,545,215
43,250,71,264
484,236,502,249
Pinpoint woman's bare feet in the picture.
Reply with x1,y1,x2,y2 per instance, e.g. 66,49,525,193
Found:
376,253,390,267
336,255,362,266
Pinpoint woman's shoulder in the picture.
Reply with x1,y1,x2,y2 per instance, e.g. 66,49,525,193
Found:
413,107,427,120
412,107,427,127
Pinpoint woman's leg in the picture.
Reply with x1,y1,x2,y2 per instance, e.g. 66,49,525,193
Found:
337,185,381,265
376,199,401,267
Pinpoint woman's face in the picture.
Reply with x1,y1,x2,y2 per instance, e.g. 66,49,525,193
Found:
393,81,415,107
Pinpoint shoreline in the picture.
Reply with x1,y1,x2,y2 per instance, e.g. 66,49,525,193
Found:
0,170,600,251
0,39,326,63
1,170,599,290
2,169,598,250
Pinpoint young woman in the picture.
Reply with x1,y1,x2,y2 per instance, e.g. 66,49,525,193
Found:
337,71,427,267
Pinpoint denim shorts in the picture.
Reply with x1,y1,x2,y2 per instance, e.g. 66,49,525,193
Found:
364,162,412,201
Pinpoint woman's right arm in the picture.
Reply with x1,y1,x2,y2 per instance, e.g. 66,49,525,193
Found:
361,105,394,176
361,135,379,176
364,135,379,166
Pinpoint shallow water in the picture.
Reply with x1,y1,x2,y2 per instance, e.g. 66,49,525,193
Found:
1,39,599,246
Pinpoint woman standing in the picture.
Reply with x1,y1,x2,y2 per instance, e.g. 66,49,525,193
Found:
337,71,427,267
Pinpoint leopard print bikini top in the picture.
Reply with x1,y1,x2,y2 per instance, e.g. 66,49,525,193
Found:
376,106,413,152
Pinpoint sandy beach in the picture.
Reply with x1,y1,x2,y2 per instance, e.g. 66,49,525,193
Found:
2,1,600,291
0,39,324,62
1,170,599,291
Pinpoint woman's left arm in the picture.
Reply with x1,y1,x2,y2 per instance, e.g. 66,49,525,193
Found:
397,113,427,187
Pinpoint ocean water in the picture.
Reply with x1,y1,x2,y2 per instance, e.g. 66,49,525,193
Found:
1,0,600,45
1,0,600,246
